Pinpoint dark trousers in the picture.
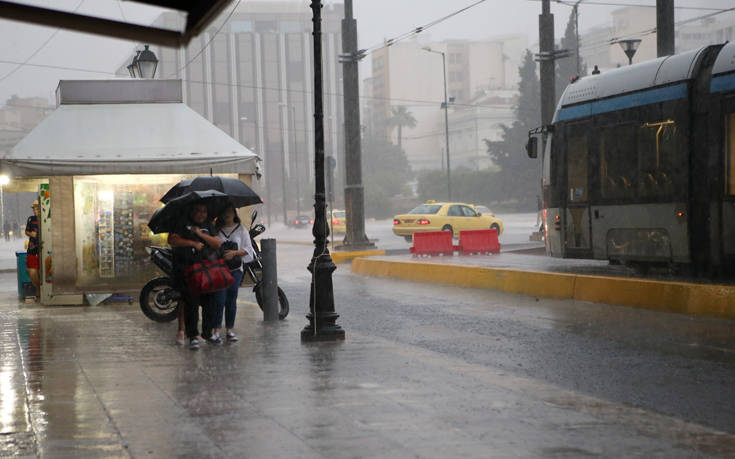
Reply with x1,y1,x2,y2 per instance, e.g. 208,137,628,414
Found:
184,293,215,339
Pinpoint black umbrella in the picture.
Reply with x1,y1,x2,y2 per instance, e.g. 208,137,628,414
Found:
148,190,229,234
161,176,262,207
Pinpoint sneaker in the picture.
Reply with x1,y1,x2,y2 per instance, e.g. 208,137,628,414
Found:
207,333,222,345
189,338,200,350
226,332,238,342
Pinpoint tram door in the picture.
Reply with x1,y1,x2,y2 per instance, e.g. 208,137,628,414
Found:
564,126,592,257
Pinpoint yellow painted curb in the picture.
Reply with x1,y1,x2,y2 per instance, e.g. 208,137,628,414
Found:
351,258,735,319
332,250,386,264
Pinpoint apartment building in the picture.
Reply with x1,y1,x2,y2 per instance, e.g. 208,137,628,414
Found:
368,35,526,171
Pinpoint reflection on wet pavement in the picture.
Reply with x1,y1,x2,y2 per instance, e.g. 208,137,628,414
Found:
0,260,734,458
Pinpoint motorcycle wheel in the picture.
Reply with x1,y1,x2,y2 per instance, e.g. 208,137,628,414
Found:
253,284,289,320
139,277,180,323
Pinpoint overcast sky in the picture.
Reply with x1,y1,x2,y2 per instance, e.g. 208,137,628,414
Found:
0,0,733,105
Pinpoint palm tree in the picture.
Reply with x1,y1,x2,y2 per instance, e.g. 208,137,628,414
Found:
387,105,417,149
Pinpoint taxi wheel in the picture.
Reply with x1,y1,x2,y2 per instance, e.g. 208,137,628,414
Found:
491,223,500,234
403,235,412,242
441,225,454,238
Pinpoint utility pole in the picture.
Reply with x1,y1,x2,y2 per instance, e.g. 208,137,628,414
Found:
657,0,675,57
339,0,373,250
539,0,556,126
302,0,345,342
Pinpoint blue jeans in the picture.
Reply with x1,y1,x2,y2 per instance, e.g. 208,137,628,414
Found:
214,269,243,330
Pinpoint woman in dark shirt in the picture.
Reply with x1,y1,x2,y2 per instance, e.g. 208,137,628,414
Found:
167,202,222,349
25,201,40,298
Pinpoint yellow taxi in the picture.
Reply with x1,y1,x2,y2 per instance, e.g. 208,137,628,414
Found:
330,209,346,234
393,201,503,241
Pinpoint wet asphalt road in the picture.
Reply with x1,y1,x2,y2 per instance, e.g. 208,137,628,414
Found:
2,241,735,457
279,244,735,435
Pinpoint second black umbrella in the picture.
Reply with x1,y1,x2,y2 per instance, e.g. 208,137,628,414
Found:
160,176,262,208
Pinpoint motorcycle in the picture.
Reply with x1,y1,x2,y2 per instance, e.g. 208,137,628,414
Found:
139,211,289,322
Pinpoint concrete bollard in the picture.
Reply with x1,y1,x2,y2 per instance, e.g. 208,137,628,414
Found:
260,238,279,322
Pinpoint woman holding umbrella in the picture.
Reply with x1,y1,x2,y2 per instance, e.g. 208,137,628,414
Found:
212,203,254,343
167,201,222,349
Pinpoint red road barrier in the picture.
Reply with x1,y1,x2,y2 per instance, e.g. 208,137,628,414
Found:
410,231,457,256
458,229,500,255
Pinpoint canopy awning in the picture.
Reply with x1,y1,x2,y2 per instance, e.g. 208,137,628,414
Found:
4,102,259,177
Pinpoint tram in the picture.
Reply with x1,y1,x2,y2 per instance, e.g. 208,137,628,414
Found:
527,42,735,276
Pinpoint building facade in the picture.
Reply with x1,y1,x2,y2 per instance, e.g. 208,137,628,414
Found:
0,96,53,154
126,2,345,220
368,35,525,172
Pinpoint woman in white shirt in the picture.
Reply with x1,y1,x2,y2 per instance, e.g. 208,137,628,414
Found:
212,204,254,343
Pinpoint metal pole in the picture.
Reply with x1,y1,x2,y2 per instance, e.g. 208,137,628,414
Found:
656,0,675,57
302,0,345,342
441,51,452,202
258,118,272,228
539,0,556,126
280,105,289,225
260,238,279,322
290,104,301,217
341,0,373,250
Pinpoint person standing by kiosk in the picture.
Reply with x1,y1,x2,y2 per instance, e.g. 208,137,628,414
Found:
25,200,40,298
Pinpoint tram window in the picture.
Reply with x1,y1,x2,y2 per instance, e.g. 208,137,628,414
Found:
601,124,636,200
542,134,553,186
567,135,588,202
727,113,735,195
638,120,678,199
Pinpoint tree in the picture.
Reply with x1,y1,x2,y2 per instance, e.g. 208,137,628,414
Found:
387,105,417,148
482,49,541,209
362,134,413,218
556,10,587,103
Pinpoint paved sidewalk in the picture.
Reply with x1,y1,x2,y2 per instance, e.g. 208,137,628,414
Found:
1,270,734,458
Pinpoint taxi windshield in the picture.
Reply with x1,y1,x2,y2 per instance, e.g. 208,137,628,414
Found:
333,211,345,218
409,204,442,215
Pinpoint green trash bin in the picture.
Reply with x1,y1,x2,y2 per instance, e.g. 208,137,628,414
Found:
16,251,32,297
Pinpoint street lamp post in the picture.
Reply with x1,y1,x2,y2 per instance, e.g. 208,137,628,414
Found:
423,47,452,201
617,38,642,65
302,0,344,342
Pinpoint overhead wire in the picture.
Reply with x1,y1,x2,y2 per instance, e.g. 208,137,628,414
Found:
540,0,729,11
168,0,242,78
0,0,85,83
0,59,519,111
578,5,735,52
359,0,489,55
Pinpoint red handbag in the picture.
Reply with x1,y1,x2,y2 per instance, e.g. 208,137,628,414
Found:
183,258,234,296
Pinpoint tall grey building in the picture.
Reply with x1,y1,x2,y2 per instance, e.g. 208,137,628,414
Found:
131,2,345,220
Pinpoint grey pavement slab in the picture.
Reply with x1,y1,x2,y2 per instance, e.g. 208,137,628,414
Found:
0,264,734,458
